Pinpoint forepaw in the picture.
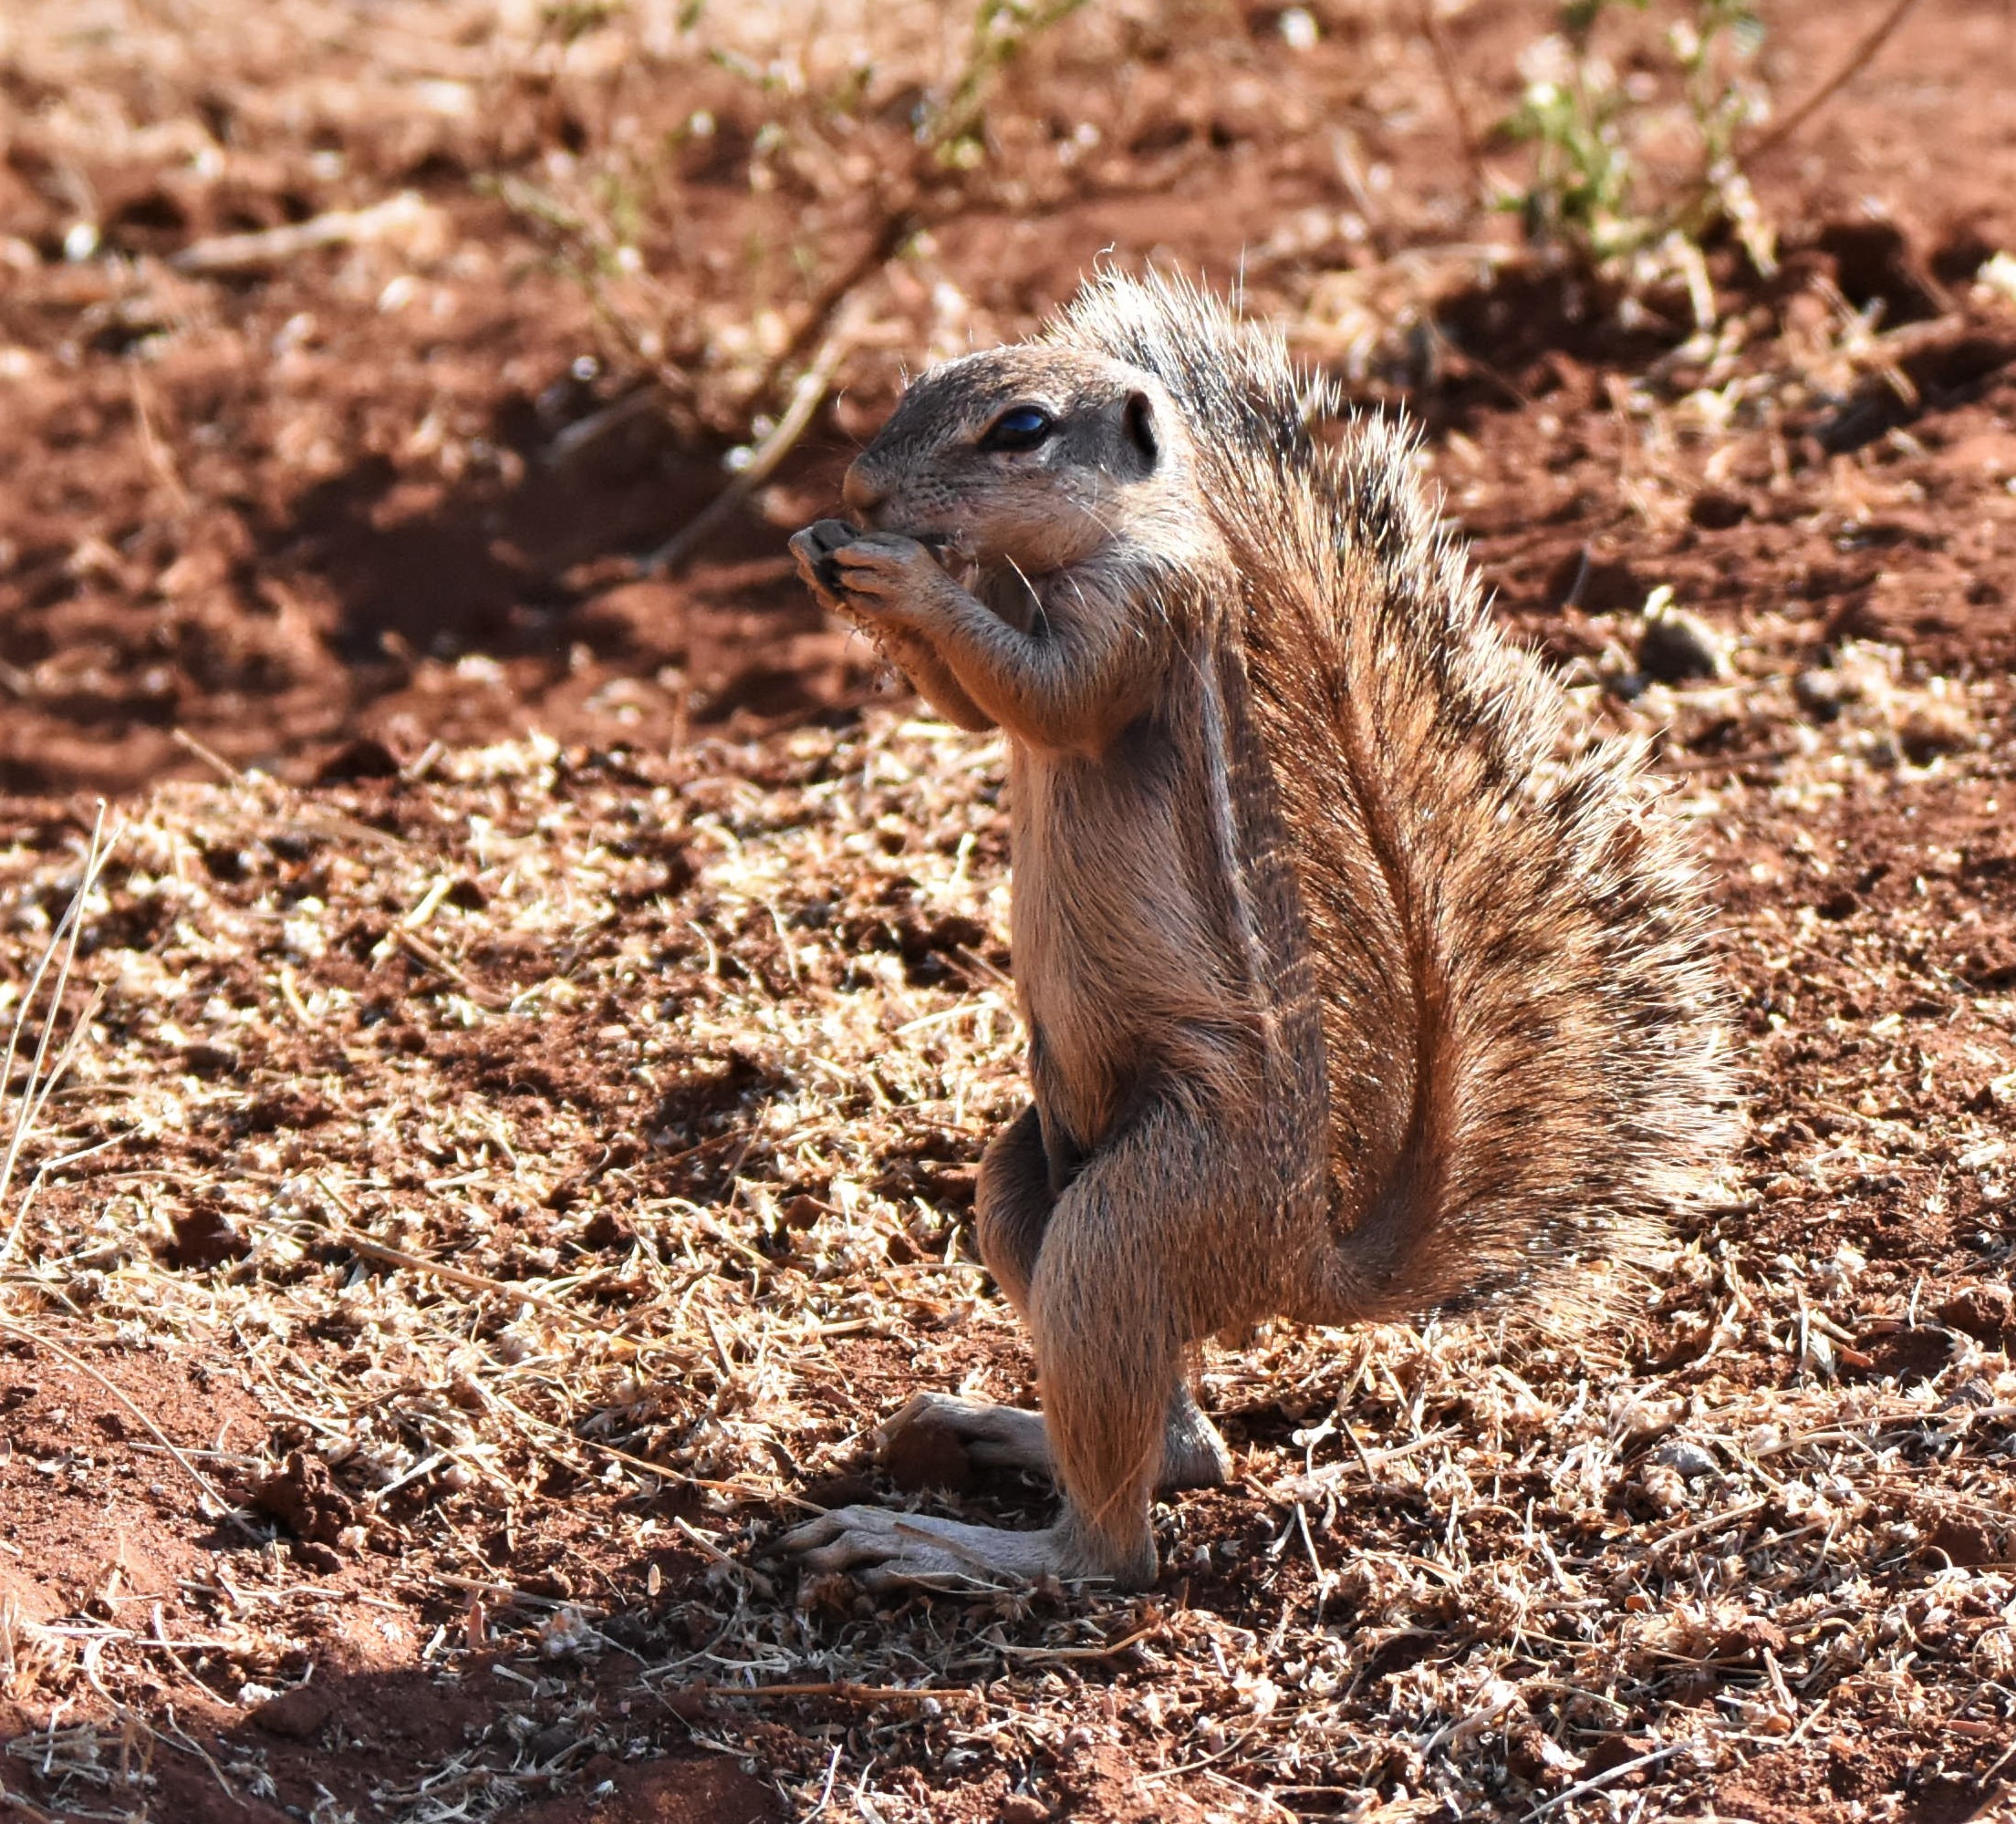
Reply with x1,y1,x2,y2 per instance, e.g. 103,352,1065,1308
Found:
788,521,949,628
783,1506,1067,1592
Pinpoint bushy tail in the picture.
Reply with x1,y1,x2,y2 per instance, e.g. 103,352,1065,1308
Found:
1049,271,1734,1318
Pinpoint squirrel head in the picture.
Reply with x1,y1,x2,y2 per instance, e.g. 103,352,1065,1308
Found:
841,347,1194,575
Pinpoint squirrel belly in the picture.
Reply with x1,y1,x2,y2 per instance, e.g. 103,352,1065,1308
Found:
782,271,1735,1591
1005,617,1333,1339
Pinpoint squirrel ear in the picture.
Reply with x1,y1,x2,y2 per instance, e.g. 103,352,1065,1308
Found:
1122,391,1159,470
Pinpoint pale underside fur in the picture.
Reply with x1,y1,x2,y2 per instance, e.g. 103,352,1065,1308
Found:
782,272,1735,1592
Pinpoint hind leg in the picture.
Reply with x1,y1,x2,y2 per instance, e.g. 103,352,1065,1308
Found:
888,1103,1229,1488
789,1096,1237,1590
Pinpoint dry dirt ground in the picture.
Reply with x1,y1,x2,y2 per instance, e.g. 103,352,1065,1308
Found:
3,2,2016,1821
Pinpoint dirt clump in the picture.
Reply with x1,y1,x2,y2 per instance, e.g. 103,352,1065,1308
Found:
249,1449,362,1550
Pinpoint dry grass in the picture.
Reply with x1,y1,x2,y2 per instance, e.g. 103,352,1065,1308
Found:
0,673,2011,1819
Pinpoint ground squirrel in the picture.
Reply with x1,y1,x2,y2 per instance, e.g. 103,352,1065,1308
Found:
784,272,1733,1591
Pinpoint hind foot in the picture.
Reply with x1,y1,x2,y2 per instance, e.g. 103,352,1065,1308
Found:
879,1387,1231,1491
784,1507,1076,1592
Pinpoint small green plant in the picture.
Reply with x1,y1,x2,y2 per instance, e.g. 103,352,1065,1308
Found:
489,5,1098,405
930,0,1091,168
1502,0,1772,272
478,0,1100,565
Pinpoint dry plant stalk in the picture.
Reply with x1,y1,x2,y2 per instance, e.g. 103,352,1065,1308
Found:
0,804,115,1272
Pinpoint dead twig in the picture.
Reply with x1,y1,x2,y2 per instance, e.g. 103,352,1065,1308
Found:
639,299,870,577
169,728,245,785
0,1777,61,1822
169,191,441,275
473,1377,808,1510
390,927,513,1011
1522,1743,1691,1820
307,1177,618,1332
663,1679,976,1708
991,1621,1166,1663
1741,0,1925,166
128,368,192,517
431,1573,607,1615
744,202,918,418
1416,0,1487,198
670,1515,775,1596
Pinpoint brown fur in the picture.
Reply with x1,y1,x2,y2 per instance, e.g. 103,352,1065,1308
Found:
783,273,1734,1591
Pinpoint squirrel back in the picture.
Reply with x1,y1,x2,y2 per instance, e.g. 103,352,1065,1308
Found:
1046,272,1734,1319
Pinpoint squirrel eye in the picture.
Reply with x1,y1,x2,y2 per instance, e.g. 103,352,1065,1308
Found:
981,405,1055,452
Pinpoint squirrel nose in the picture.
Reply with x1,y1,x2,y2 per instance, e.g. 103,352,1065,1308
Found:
841,465,887,518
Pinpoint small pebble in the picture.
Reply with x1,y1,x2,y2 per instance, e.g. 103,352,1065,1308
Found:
1648,1439,1720,1480
1793,668,1850,720
1637,592,1726,683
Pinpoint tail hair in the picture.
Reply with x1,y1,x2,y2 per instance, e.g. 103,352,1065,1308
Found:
1049,270,1735,1318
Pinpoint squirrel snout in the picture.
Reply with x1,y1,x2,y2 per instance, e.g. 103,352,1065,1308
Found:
841,466,888,518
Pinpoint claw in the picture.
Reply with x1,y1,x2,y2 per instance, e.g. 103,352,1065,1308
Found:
790,519,861,599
